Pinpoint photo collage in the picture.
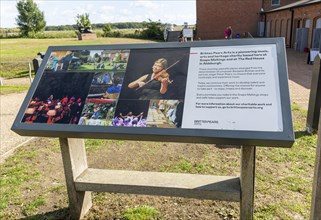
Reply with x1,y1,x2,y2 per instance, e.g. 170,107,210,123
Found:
22,48,190,128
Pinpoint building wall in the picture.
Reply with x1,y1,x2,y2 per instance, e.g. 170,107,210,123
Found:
266,10,292,46
196,0,321,45
265,3,321,48
263,0,298,11
196,0,262,40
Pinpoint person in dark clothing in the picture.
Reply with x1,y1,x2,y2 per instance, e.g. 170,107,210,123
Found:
224,26,232,40
174,101,184,128
60,52,73,70
128,58,172,100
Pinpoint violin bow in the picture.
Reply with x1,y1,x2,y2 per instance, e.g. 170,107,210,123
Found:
135,57,184,91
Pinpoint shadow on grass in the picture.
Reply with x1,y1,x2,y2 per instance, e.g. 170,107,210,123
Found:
0,70,33,79
16,70,33,77
295,130,315,139
20,208,70,220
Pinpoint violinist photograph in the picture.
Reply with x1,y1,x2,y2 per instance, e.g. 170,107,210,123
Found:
118,48,190,100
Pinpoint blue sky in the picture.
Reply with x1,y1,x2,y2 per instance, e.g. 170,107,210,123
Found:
1,0,196,28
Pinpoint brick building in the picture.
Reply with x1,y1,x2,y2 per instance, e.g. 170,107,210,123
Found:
196,0,321,49
196,0,262,40
264,0,321,49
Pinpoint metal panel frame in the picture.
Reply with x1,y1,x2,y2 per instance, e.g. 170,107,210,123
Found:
11,38,294,147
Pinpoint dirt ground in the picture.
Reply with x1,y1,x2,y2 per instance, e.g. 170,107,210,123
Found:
4,138,241,220
2,106,315,220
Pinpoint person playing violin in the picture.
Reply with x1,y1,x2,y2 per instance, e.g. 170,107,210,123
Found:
128,58,172,100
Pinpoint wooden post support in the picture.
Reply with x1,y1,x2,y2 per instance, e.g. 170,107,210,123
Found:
240,146,256,220
58,139,258,219
307,55,321,133
59,138,92,220
310,112,321,220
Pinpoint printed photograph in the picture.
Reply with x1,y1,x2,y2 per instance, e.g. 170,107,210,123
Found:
78,98,117,126
46,51,74,71
146,100,184,128
113,100,149,127
87,71,125,99
67,50,129,72
22,71,94,124
119,48,190,101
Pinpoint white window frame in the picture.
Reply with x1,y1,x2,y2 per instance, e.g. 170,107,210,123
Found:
272,0,280,6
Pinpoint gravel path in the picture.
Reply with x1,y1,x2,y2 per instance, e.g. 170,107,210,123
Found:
0,49,315,163
0,77,34,163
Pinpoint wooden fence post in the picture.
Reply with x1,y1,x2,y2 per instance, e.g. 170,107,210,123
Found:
240,146,256,220
307,55,321,133
310,111,321,220
59,138,92,220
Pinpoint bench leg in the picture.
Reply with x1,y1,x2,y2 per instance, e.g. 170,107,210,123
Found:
59,138,92,220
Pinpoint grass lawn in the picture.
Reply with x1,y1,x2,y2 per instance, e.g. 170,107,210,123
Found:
0,103,318,219
0,38,156,78
0,85,30,95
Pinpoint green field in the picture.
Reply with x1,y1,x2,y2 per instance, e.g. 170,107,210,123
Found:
0,37,155,78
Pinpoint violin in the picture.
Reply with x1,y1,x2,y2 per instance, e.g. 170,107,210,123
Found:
152,70,173,83
135,59,182,91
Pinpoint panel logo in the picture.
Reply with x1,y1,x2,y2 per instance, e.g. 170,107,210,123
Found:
193,120,218,126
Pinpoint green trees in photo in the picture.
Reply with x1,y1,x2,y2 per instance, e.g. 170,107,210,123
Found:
16,0,46,37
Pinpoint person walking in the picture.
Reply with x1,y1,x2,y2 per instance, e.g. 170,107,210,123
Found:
224,26,232,40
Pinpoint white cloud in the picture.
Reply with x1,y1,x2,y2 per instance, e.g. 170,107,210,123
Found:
0,0,196,28
119,9,132,16
1,1,18,28
132,0,160,10
101,5,115,11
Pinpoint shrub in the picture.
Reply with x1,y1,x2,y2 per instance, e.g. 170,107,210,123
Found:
102,24,112,37
141,19,164,40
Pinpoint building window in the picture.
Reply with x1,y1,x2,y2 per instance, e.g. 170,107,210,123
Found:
316,18,321,28
305,19,310,28
272,0,280,6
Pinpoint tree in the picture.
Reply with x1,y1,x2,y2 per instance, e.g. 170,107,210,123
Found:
102,23,112,37
16,0,46,37
76,13,92,33
142,19,164,40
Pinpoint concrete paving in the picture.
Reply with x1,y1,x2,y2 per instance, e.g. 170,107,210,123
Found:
0,48,316,163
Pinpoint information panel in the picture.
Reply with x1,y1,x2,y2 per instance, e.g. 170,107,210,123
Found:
183,29,193,38
183,45,282,131
12,39,294,147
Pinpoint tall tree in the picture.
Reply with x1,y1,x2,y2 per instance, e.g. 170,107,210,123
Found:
76,13,92,33
16,0,46,37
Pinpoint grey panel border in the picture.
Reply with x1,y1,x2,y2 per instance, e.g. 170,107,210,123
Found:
11,38,294,147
